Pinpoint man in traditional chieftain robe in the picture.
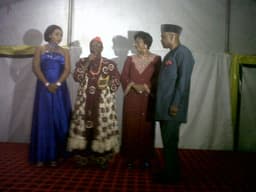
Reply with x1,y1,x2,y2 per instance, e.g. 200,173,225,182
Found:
67,37,121,168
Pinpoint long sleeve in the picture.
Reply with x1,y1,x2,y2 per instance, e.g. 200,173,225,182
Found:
73,58,87,83
120,57,133,91
150,56,162,97
109,61,121,92
172,50,194,107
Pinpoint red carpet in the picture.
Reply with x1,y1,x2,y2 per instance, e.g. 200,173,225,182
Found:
0,142,254,192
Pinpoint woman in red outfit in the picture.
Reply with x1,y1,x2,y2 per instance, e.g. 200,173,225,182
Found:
121,31,161,168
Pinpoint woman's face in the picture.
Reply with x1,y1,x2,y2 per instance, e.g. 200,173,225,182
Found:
134,37,147,53
49,28,63,44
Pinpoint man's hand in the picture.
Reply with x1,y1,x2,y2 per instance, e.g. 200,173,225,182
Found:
169,105,178,116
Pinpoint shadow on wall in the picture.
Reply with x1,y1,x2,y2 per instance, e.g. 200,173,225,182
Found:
110,32,140,134
128,30,140,55
23,28,43,46
111,35,130,71
68,40,82,106
111,35,130,133
0,0,24,13
8,28,42,143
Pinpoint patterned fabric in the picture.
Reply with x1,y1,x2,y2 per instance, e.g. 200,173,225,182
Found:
67,57,120,154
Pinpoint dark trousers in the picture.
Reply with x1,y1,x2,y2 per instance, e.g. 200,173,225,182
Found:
159,120,181,179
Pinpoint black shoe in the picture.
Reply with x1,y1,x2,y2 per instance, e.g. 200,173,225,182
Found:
36,162,44,167
153,172,180,185
100,162,108,169
95,157,108,169
75,155,89,167
50,161,57,167
127,161,134,169
142,161,151,169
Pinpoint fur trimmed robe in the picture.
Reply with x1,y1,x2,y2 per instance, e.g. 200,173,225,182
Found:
67,57,120,154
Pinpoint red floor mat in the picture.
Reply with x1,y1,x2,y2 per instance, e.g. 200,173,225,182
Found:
0,142,254,192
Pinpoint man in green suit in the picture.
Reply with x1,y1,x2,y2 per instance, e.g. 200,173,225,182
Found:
154,24,195,184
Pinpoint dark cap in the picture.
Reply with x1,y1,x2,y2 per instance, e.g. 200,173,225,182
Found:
161,24,182,34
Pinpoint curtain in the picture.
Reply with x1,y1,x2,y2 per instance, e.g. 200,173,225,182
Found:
238,66,256,151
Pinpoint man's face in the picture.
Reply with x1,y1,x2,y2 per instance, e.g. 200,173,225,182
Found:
161,32,174,48
90,40,103,55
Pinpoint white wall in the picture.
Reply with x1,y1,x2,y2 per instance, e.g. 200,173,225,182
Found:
0,0,69,46
0,0,255,150
72,0,227,57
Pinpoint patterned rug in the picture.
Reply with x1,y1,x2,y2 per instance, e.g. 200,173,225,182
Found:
0,142,254,192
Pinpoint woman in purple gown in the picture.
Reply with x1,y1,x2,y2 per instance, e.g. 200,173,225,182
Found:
29,25,71,167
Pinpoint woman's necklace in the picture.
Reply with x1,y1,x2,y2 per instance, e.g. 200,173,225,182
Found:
89,57,103,76
134,53,152,73
47,42,58,52
45,43,59,58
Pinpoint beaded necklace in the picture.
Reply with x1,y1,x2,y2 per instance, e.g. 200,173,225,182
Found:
45,43,59,58
47,42,58,52
89,57,103,76
134,54,154,74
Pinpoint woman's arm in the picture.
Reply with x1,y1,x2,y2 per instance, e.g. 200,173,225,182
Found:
32,46,48,85
56,48,71,84
120,57,134,95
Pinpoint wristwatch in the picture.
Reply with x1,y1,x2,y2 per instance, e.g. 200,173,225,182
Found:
56,82,62,86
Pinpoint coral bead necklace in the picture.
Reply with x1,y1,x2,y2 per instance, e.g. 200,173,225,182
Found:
89,58,103,76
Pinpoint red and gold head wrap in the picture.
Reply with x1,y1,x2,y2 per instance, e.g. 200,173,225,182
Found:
91,36,102,43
